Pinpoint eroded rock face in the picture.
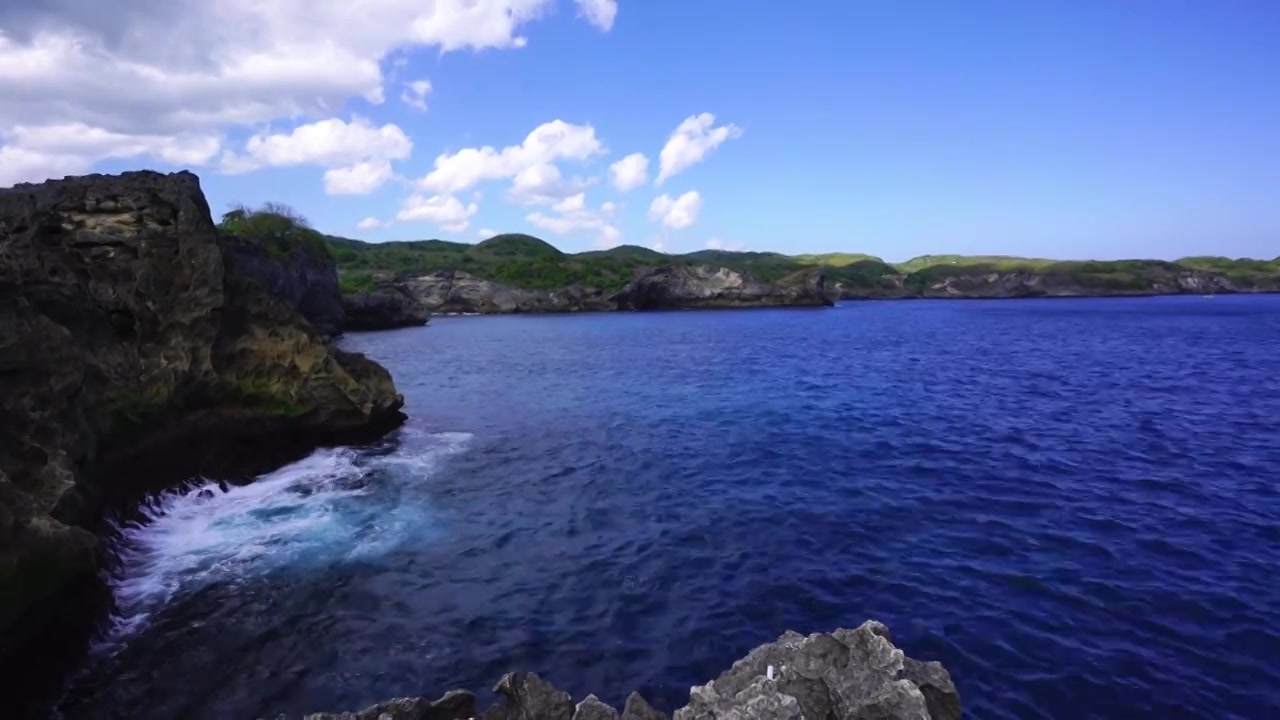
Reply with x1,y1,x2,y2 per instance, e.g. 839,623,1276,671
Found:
398,270,612,314
281,622,960,720
342,287,431,330
221,234,346,337
612,266,834,310
0,170,405,650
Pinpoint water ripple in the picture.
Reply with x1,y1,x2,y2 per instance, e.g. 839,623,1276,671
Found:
54,297,1280,720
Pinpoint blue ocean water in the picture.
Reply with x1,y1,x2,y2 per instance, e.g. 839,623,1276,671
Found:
58,296,1280,719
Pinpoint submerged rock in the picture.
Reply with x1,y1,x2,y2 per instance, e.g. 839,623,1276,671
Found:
280,621,959,720
612,266,833,310
0,170,405,654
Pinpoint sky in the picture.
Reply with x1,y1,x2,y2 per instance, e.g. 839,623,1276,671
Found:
1,1,1277,261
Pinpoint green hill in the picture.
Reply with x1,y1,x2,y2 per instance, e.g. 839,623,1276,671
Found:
325,231,1280,296
894,254,1056,273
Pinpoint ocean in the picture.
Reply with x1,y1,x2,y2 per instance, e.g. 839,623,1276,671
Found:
53,296,1280,719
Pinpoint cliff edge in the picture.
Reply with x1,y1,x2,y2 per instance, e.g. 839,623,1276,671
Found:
0,170,405,651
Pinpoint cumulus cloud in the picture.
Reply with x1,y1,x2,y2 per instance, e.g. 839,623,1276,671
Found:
397,193,478,232
418,120,605,199
526,192,619,247
609,152,649,192
219,116,411,194
478,227,498,238
508,161,595,206
401,79,432,111
0,123,220,186
705,237,746,251
656,113,741,184
0,0,611,186
357,216,391,230
574,0,618,32
324,160,394,194
649,191,702,229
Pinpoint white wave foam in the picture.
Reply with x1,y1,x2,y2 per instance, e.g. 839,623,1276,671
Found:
100,431,473,650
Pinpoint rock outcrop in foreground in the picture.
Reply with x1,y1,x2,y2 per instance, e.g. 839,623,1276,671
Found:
0,171,405,650
277,622,960,720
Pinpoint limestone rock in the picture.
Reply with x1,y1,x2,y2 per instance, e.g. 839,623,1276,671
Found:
271,622,958,720
620,693,669,720
482,672,577,720
612,266,833,310
0,170,405,653
396,270,612,314
574,694,620,720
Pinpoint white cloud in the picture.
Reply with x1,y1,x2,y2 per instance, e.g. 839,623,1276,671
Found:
357,216,391,230
219,116,410,193
0,1,610,186
649,191,702,229
705,237,746,251
526,191,618,247
478,227,498,238
609,152,649,192
397,193,478,232
418,120,605,198
325,160,395,195
574,0,618,32
656,113,741,184
647,238,666,252
508,161,594,206
224,117,411,171
595,225,622,249
401,79,432,111
0,123,220,186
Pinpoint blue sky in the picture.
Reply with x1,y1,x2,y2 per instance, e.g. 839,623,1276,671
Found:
6,1,1279,260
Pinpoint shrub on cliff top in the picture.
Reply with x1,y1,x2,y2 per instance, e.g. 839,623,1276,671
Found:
219,202,331,260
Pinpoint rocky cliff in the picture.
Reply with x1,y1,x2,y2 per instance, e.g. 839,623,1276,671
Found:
220,234,346,337
272,621,960,720
0,170,405,652
396,270,613,314
342,286,432,330
612,266,833,310
837,268,1278,300
359,266,833,315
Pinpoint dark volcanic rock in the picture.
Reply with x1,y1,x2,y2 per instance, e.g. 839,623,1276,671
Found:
220,234,346,337
275,621,959,720
342,287,431,330
612,266,834,310
0,170,405,655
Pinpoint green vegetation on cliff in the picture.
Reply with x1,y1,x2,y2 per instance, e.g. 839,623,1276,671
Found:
219,203,332,260
323,231,1280,296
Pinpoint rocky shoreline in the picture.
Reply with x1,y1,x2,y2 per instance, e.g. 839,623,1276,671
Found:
341,265,835,326
336,263,1277,324
0,171,405,675
272,622,960,720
